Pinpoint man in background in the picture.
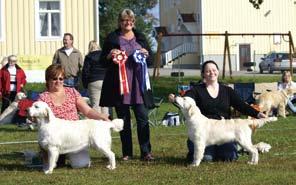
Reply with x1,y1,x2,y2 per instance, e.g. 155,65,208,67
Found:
52,33,83,88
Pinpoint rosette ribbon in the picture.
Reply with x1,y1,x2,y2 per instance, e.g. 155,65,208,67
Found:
112,50,129,95
133,50,151,92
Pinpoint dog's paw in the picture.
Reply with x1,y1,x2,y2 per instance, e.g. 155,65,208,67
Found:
106,164,116,170
189,161,200,167
247,161,258,165
43,169,53,174
269,117,278,122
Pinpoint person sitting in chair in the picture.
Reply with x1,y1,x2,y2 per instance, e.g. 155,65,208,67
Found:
278,71,296,113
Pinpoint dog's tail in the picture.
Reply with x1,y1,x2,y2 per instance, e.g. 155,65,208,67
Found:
249,117,277,132
254,142,272,153
110,119,124,132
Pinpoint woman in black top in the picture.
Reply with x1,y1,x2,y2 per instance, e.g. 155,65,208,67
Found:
82,40,108,114
182,60,265,163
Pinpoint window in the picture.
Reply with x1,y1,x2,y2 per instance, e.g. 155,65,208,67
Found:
36,0,62,39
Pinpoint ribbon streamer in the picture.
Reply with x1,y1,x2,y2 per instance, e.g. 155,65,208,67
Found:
112,50,129,95
133,50,151,92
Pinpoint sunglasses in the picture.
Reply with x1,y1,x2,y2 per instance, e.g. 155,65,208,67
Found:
52,77,64,81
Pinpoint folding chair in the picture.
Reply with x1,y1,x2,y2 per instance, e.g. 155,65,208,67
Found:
27,90,41,101
233,83,255,117
148,96,164,126
233,83,255,104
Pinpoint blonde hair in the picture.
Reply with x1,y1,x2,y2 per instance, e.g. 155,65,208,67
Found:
281,71,292,83
88,40,100,53
117,9,136,28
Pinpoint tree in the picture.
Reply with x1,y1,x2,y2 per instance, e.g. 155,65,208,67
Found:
99,0,158,45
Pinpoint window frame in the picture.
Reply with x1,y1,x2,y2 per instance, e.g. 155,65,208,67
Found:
35,0,64,41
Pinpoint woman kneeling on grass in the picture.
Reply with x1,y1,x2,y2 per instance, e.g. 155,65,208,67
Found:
170,60,266,163
38,64,109,168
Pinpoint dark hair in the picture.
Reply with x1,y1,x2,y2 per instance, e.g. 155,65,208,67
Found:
201,60,219,76
63,33,73,40
45,64,65,88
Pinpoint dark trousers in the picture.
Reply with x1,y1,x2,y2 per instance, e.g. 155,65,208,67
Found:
187,139,238,162
1,91,17,113
115,104,151,157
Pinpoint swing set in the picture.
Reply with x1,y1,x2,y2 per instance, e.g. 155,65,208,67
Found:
153,31,295,79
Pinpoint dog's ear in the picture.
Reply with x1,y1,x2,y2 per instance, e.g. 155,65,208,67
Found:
188,104,194,117
42,105,55,123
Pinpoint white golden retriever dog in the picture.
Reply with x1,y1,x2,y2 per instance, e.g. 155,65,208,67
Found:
0,92,27,125
256,88,296,117
170,96,277,167
28,101,123,174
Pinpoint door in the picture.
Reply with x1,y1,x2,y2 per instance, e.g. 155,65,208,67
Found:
239,44,251,70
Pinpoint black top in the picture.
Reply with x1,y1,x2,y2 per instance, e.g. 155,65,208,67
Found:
81,50,107,89
185,83,259,119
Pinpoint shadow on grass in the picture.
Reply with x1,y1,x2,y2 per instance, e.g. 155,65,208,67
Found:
115,156,188,167
0,126,35,133
0,152,30,172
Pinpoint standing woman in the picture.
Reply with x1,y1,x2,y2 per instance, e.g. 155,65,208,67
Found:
100,9,154,161
82,40,109,114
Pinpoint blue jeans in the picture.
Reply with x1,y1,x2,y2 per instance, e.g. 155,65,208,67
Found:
115,104,151,157
287,98,296,113
187,139,238,162
63,77,79,88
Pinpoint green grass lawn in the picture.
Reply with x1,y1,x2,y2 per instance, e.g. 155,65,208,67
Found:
1,76,296,185
1,116,296,185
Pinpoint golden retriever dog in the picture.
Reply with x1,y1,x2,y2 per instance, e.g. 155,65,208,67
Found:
256,88,296,117
28,101,123,174
170,95,277,167
0,92,27,125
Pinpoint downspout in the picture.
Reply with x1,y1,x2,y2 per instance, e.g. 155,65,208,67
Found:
198,0,203,67
94,0,100,46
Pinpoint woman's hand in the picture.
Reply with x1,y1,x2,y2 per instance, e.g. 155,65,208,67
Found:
168,94,176,103
140,48,149,56
77,97,110,121
257,112,266,118
107,49,121,60
99,113,111,121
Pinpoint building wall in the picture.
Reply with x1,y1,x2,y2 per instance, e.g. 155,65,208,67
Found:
0,0,97,82
159,0,296,71
202,0,295,54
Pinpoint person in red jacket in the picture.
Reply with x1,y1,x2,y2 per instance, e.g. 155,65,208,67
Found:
0,55,26,113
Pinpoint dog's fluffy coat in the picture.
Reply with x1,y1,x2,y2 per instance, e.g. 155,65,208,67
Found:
172,96,277,167
28,101,123,174
256,88,296,117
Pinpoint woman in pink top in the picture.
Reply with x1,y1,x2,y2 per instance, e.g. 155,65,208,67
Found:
38,64,110,167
